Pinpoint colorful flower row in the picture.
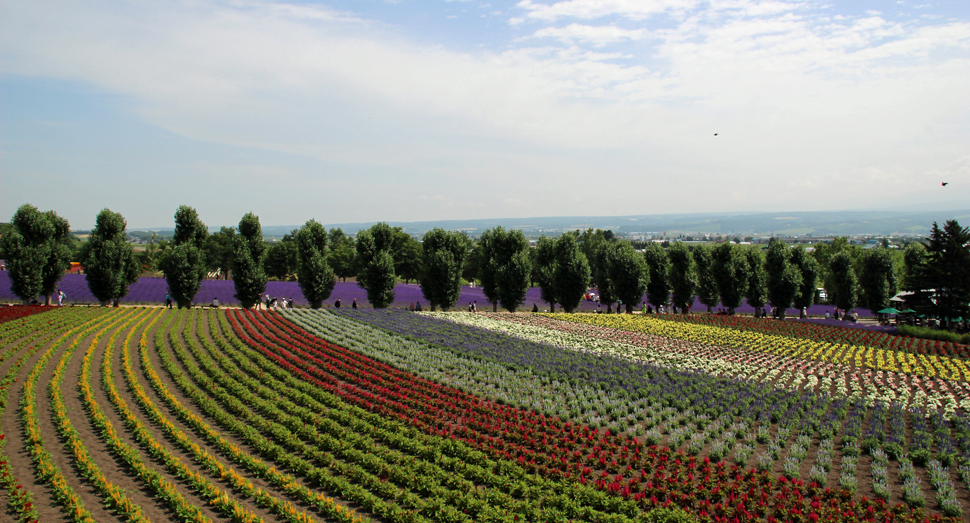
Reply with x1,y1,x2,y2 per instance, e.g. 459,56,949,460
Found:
0,305,52,325
282,310,953,522
560,314,970,381
655,312,969,359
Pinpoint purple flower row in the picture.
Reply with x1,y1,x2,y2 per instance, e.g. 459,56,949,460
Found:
0,271,874,316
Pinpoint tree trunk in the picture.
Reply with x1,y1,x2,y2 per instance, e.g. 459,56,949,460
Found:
45,294,52,306
778,309,786,321
626,303,633,314
707,305,712,313
728,307,735,315
492,302,497,312
606,304,612,314
549,302,555,313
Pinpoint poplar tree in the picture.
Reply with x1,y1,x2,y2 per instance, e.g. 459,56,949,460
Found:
643,243,671,311
420,228,470,311
296,219,335,309
479,226,531,312
1,204,73,304
84,209,140,306
668,242,696,313
356,222,397,308
712,243,747,314
693,245,719,313
232,212,268,309
745,249,769,317
765,239,802,320
162,205,208,308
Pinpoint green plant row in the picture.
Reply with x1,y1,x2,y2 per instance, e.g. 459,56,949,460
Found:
122,309,354,523
217,311,643,522
0,308,95,522
20,308,132,523
207,310,605,523
898,325,970,346
158,310,431,523
92,309,287,523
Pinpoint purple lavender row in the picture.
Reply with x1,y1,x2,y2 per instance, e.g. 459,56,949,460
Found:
0,271,875,317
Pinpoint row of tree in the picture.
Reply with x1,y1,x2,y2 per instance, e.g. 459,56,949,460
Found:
3,204,967,327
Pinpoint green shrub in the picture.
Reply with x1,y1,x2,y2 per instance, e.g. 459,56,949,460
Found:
897,325,970,345
639,506,700,523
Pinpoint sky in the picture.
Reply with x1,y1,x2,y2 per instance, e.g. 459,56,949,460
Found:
1,0,969,230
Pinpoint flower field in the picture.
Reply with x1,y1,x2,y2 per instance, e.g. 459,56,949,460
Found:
1,307,965,523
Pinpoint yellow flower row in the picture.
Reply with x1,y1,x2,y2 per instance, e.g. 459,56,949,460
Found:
559,314,970,380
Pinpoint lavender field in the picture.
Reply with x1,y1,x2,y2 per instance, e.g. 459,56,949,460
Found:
0,271,875,317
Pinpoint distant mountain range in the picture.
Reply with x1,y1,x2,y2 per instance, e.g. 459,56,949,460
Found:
130,209,970,239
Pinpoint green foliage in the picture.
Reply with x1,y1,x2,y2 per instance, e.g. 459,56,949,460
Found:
264,234,299,280
162,206,208,308
744,248,768,311
643,243,671,310
639,506,700,523
667,242,696,311
606,241,648,313
858,247,898,313
419,228,470,311
392,229,423,284
296,220,336,309
478,227,531,312
534,236,558,311
902,242,927,291
829,251,858,312
356,223,397,308
327,228,357,282
83,208,140,304
897,325,970,345
0,204,73,304
692,245,719,312
907,221,970,327
766,239,802,319
791,246,820,314
553,235,591,313
712,243,747,313
206,227,235,278
232,212,268,309
591,243,616,310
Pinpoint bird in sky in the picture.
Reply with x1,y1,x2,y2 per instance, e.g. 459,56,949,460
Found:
714,133,718,136
942,182,949,186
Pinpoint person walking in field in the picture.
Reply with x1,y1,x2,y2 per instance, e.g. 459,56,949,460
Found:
352,298,358,309
334,298,341,308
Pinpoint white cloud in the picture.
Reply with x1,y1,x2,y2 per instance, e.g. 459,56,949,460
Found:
528,23,647,45
515,0,699,21
2,0,969,223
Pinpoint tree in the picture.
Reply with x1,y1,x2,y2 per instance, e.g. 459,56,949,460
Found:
83,209,140,305
328,228,357,282
667,242,696,313
419,228,470,311
902,242,927,291
232,213,267,309
712,243,747,314
791,246,820,318
479,226,531,312
533,237,558,312
206,227,235,279
534,235,591,313
591,243,617,313
745,249,769,317
693,245,719,313
553,234,591,313
296,219,336,309
858,247,898,314
605,241,648,314
265,234,299,280
829,251,858,313
907,220,970,328
161,206,208,308
356,222,397,308
765,239,802,320
0,204,74,304
392,229,423,284
643,243,671,311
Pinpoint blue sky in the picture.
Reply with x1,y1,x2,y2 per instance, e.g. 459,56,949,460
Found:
2,0,969,229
